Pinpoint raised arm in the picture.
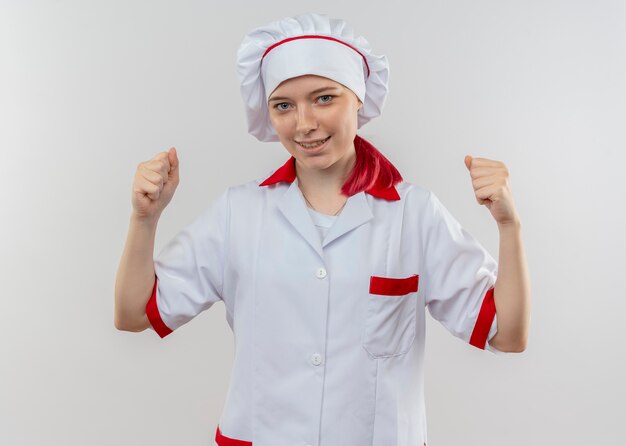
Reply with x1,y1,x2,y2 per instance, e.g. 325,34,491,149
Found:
464,155,531,352
114,148,179,332
114,215,158,332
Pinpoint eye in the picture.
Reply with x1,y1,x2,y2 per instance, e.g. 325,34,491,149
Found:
274,102,290,111
318,95,333,103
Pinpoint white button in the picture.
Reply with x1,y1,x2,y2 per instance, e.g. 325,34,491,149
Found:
311,353,323,366
316,267,327,279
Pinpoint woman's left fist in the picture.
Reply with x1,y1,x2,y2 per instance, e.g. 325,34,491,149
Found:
464,155,520,226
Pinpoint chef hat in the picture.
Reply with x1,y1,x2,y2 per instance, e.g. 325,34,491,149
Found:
236,12,390,142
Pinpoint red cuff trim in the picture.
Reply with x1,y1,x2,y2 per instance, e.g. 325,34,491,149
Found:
215,425,252,446
369,274,419,296
145,275,173,339
469,287,496,349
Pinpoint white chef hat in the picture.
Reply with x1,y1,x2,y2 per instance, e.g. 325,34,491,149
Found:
236,12,390,142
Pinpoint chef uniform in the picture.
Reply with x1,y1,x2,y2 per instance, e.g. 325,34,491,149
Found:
145,13,501,446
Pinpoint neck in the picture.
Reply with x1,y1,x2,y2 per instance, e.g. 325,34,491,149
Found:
295,145,357,200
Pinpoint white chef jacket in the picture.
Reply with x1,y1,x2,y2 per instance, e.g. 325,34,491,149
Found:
145,150,499,446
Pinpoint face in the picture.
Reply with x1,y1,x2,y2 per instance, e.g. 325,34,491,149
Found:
267,75,363,173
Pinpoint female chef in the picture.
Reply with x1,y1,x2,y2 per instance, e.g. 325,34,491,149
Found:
114,12,531,446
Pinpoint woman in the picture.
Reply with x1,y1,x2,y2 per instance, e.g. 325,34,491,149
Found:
114,12,531,446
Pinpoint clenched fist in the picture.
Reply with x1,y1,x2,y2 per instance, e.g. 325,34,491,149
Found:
132,147,180,221
464,155,520,226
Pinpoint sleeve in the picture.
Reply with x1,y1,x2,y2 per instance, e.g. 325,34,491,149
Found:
421,191,499,351
145,188,230,338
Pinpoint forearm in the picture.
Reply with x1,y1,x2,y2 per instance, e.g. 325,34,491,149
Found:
490,219,531,352
114,214,159,332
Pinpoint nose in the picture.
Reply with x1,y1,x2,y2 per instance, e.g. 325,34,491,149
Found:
295,104,318,135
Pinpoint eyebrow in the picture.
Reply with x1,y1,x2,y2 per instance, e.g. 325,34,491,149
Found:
268,86,342,103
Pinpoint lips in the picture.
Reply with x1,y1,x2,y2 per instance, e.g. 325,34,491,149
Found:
295,136,331,149
296,136,329,144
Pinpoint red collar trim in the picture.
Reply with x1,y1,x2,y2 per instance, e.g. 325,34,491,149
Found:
259,137,400,201
259,155,298,185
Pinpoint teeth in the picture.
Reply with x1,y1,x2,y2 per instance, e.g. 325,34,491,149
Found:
299,137,329,149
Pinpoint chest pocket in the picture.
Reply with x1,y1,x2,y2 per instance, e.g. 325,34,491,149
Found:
362,274,419,358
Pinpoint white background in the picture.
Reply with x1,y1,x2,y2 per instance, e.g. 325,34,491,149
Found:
1,1,625,445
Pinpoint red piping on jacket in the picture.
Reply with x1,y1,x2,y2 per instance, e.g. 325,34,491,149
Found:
214,423,426,446
215,425,252,446
369,274,419,296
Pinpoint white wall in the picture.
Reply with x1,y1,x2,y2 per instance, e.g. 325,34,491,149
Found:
1,0,625,445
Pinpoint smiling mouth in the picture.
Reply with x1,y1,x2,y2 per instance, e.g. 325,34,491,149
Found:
295,136,331,149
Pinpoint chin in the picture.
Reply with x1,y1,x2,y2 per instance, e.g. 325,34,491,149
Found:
296,155,329,169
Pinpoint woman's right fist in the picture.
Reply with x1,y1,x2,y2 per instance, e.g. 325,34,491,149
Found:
131,147,180,221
